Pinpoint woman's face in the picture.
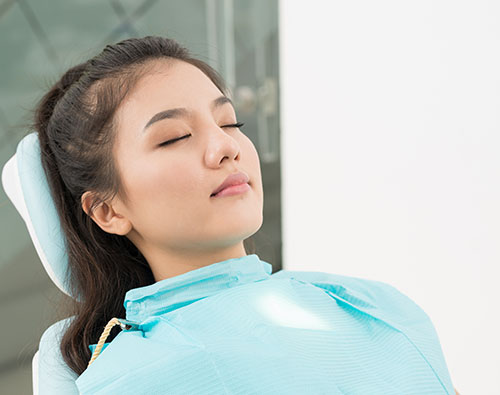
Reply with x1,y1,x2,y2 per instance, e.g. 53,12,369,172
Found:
104,60,263,278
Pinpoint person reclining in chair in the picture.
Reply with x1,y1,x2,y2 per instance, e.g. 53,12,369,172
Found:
7,35,459,394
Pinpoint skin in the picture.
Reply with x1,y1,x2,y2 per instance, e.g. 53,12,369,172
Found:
81,59,264,282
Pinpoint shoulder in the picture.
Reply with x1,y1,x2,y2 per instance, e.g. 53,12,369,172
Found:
271,268,407,300
38,316,79,394
272,270,456,391
271,269,431,322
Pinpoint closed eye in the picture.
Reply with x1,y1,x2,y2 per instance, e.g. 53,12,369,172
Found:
158,134,191,147
158,122,245,147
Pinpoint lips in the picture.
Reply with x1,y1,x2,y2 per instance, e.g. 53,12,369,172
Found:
211,171,250,196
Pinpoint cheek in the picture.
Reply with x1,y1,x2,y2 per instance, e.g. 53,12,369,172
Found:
152,167,200,203
246,134,260,159
123,156,195,205
242,138,262,181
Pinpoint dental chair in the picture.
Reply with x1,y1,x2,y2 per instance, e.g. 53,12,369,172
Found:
1,132,80,394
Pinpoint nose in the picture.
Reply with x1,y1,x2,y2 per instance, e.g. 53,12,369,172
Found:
204,124,241,168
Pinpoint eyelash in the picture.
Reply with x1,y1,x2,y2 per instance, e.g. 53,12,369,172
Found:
158,122,245,147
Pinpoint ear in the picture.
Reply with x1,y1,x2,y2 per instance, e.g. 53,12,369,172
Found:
81,191,132,236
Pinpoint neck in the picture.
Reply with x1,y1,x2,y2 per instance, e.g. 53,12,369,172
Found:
141,242,248,282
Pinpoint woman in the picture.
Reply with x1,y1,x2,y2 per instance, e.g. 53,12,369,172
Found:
32,36,458,394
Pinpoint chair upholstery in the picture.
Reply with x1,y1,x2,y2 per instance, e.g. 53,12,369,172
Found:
36,317,79,394
1,133,80,394
32,351,38,394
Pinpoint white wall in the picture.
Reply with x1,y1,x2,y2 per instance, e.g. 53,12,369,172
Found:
279,1,500,394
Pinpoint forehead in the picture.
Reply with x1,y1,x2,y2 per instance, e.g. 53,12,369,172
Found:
120,60,222,113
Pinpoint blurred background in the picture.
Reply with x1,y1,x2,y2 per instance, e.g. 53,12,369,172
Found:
0,0,280,393
2,0,500,394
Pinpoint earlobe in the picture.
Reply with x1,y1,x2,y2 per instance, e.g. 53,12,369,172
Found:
93,202,133,236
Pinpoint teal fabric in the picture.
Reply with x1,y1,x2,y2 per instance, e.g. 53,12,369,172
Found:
76,254,454,394
89,342,110,354
16,132,75,299
38,317,79,394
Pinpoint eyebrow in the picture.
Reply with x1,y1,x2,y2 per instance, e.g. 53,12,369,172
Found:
142,95,233,133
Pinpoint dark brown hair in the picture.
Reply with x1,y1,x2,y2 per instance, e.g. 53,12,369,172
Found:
29,35,255,376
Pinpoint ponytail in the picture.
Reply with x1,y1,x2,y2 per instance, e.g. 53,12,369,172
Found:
35,62,87,138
